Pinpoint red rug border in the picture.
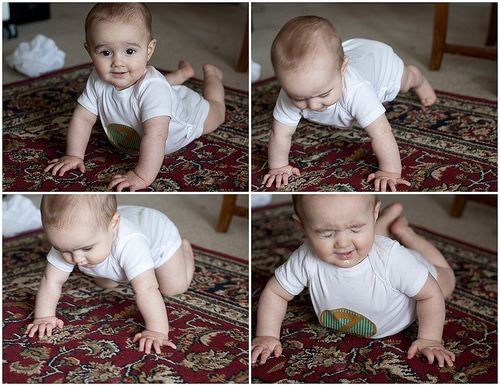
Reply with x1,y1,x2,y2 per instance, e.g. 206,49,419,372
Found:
3,62,248,96
3,228,249,266
252,76,498,105
252,201,497,255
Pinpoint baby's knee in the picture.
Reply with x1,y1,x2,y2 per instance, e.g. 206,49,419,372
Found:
400,65,423,93
94,277,120,289
159,280,191,296
203,103,226,134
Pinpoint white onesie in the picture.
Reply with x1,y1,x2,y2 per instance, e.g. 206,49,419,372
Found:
47,205,182,283
273,38,404,129
78,66,210,155
274,235,437,338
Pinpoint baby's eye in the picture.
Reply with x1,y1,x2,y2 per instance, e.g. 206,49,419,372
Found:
351,228,362,234
125,48,136,55
101,50,112,57
82,247,93,252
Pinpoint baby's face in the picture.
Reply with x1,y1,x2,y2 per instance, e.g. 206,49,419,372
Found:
45,216,118,269
85,20,156,90
278,55,347,112
295,195,379,268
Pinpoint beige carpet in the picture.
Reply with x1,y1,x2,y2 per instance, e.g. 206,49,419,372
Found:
267,194,497,252
2,3,248,91
252,3,497,100
22,194,249,261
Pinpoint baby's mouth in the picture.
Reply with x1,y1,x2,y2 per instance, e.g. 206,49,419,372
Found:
335,250,354,260
111,70,128,76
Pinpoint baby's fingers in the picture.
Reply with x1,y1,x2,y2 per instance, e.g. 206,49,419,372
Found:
435,349,455,367
424,348,455,367
252,345,271,364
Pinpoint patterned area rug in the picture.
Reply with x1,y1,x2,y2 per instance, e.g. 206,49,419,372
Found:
251,78,497,192
3,231,248,383
251,203,497,383
3,64,248,192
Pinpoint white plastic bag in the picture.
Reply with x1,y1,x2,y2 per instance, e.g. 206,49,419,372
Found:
6,34,65,77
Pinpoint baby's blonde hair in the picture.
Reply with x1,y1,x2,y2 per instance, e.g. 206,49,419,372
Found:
41,194,118,231
85,3,153,44
271,16,344,76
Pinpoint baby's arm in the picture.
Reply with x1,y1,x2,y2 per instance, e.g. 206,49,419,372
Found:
364,114,411,192
252,276,294,364
44,104,97,176
108,116,170,192
131,269,176,354
408,274,455,367
26,263,71,337
262,119,301,188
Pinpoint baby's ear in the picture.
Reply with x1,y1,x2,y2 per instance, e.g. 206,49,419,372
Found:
83,42,91,55
292,213,304,229
147,38,157,61
374,200,382,222
109,212,121,231
341,56,349,75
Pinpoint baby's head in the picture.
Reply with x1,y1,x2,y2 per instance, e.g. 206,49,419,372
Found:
84,3,157,90
85,3,153,45
271,16,348,112
292,194,381,268
41,195,120,268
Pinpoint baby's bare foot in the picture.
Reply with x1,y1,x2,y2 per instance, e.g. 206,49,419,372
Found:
178,60,195,80
390,214,411,239
414,77,437,106
203,63,223,81
375,202,403,237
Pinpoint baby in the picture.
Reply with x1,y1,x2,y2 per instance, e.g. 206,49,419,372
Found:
252,194,456,367
262,16,437,192
45,3,226,191
26,194,195,354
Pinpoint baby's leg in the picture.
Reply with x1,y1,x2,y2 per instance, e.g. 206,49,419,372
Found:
201,64,226,135
165,60,195,86
94,277,120,289
400,65,437,106
391,214,455,298
155,239,195,296
375,202,403,237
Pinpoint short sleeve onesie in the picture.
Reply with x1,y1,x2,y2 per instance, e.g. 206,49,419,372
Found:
273,38,405,129
274,235,437,338
47,205,182,283
77,66,210,155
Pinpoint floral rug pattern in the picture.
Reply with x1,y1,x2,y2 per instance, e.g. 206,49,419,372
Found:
3,64,248,192
3,231,249,383
251,203,497,383
251,78,497,192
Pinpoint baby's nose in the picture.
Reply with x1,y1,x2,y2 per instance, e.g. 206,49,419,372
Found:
111,53,124,66
72,254,86,264
334,232,350,247
308,99,321,111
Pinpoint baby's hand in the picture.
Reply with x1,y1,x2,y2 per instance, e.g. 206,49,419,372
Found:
408,338,456,367
133,330,176,354
108,170,149,192
251,336,282,364
44,156,85,176
367,170,411,192
26,317,64,338
262,166,300,188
